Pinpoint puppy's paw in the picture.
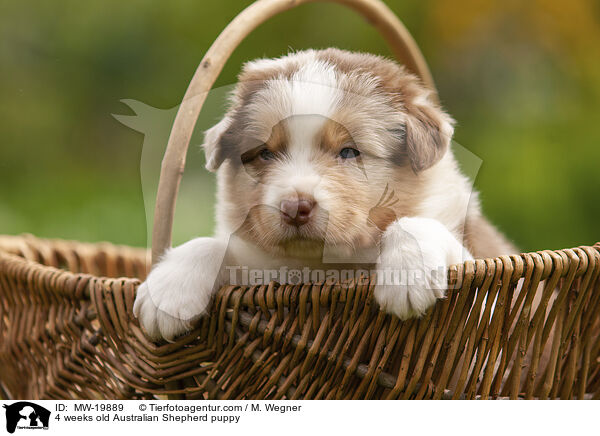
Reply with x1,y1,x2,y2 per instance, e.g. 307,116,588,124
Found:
133,238,226,341
374,217,471,320
133,279,201,342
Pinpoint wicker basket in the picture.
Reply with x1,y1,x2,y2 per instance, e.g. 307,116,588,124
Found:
1,0,599,400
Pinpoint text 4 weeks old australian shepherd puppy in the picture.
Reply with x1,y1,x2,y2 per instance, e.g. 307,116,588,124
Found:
134,48,516,341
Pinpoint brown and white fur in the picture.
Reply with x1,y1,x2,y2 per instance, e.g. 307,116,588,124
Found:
134,48,516,341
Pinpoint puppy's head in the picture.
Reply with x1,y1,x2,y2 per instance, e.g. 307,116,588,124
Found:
203,49,454,259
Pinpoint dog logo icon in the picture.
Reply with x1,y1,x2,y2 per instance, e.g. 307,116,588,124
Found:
367,184,399,231
2,402,50,434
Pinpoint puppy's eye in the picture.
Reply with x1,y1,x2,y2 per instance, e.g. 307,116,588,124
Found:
259,148,276,161
338,147,360,160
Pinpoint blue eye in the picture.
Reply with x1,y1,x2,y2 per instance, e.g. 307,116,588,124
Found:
259,148,275,161
338,147,360,159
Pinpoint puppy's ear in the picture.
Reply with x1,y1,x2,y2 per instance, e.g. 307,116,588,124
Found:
202,116,232,172
404,100,454,173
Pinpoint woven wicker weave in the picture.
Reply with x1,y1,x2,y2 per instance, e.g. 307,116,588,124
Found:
0,235,599,399
1,0,599,400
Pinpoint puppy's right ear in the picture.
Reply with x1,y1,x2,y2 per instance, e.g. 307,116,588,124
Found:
202,116,232,172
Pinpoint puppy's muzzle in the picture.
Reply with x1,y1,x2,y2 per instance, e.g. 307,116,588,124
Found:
280,198,315,227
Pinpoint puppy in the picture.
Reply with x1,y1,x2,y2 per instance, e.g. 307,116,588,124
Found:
133,48,516,341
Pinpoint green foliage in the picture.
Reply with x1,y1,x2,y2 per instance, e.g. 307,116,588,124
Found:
0,0,598,251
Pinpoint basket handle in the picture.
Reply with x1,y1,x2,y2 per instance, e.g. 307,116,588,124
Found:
151,0,437,264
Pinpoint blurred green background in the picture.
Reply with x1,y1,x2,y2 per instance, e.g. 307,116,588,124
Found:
1,0,598,252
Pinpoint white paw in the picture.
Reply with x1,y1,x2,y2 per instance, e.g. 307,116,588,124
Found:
374,217,472,320
133,237,227,341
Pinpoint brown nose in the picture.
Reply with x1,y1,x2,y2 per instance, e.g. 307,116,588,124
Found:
280,199,315,226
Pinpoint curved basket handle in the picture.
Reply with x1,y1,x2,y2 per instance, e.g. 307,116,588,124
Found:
151,0,438,264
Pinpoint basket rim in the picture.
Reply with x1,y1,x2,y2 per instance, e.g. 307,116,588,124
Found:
0,234,598,299
0,234,145,301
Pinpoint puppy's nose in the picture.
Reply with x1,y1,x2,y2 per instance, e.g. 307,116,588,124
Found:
280,198,315,226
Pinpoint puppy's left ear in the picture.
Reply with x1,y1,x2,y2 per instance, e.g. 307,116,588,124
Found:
404,99,455,173
201,116,232,172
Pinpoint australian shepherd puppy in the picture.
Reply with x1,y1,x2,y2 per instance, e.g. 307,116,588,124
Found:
134,48,516,341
